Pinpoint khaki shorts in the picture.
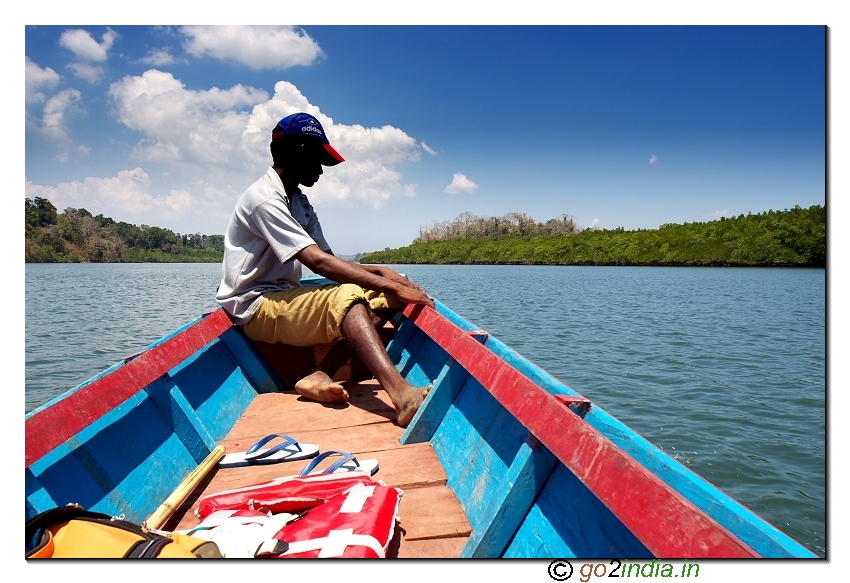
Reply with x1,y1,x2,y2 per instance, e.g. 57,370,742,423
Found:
241,283,401,346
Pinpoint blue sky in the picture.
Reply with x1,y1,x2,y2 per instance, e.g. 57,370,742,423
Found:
24,23,826,255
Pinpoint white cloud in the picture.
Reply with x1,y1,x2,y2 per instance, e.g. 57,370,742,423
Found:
25,57,60,104
68,62,104,83
59,28,117,82
710,209,731,217
25,169,201,222
649,154,659,165
59,28,116,62
314,125,420,206
138,49,177,66
587,218,601,230
41,89,82,141
444,173,479,194
26,70,89,162
181,26,322,70
30,89,90,162
421,142,437,155
108,69,269,171
105,73,420,215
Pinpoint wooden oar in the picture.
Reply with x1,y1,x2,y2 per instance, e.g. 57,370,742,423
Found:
144,445,226,530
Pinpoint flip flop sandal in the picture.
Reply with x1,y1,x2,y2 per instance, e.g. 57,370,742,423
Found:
219,434,320,468
298,450,379,477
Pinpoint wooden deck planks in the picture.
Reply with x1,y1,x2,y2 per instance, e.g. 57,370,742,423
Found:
224,382,398,435
398,537,470,559
396,485,473,541
166,382,470,558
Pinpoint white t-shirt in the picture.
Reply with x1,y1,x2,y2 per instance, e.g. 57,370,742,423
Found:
216,167,331,324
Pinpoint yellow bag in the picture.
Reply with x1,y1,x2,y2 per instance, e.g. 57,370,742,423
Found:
26,504,222,559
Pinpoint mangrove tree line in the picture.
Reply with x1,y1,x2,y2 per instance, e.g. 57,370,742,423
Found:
360,205,825,267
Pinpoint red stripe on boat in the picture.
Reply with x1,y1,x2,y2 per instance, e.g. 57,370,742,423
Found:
403,304,759,559
25,309,234,468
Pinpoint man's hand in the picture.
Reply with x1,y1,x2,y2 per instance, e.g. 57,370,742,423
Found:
369,266,425,293
391,283,435,310
363,264,433,308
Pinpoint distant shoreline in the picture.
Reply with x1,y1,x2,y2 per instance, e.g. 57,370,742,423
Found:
360,261,824,268
25,257,222,264
24,261,823,268
25,197,225,264
359,205,825,269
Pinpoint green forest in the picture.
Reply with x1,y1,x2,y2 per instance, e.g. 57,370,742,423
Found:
25,197,224,263
26,197,825,267
360,205,825,267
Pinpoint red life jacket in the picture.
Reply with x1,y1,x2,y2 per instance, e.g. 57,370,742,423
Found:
258,483,402,558
196,472,376,518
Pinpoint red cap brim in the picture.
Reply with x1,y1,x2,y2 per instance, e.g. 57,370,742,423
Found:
322,143,345,166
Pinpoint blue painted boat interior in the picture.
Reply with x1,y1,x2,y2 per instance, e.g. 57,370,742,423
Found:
24,278,817,558
25,325,278,526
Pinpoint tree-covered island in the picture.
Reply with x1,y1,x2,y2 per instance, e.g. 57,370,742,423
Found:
360,205,825,267
25,197,224,263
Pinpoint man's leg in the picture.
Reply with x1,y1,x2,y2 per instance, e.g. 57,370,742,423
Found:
243,284,427,424
341,302,430,428
294,308,395,403
293,339,352,403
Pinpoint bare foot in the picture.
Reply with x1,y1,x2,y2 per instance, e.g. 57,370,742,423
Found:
394,385,432,428
294,371,350,403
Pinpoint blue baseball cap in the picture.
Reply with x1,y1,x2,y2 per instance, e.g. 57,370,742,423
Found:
272,112,345,166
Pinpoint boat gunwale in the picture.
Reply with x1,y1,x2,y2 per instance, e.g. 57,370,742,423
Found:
25,308,234,468
399,303,764,558
427,300,816,558
407,298,818,559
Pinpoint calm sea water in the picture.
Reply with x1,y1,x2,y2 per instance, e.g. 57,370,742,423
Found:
24,263,825,556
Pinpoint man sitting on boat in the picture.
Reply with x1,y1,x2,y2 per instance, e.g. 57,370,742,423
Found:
216,112,433,427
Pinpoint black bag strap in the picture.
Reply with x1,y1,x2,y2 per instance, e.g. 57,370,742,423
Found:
27,504,194,559
126,536,174,558
25,505,114,543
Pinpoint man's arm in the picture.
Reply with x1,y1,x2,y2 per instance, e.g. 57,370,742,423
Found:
303,235,420,292
295,244,434,308
358,263,425,293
